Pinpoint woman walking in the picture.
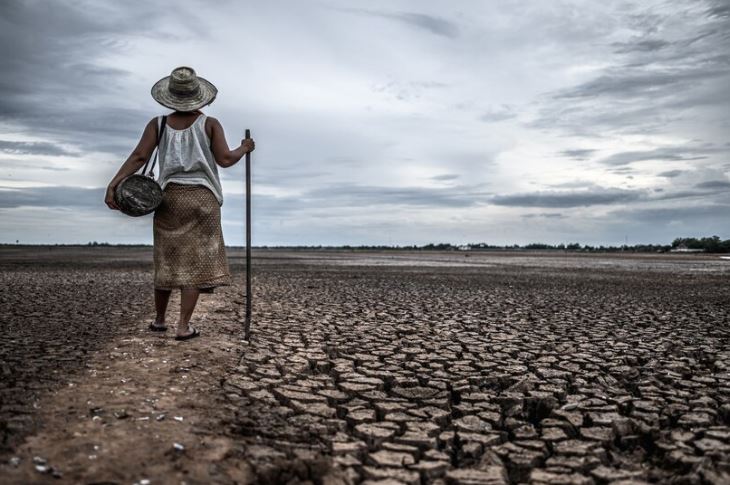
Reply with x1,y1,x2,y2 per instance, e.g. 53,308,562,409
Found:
105,66,255,341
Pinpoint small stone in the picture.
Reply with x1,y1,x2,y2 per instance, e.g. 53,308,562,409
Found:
173,442,185,451
114,409,130,419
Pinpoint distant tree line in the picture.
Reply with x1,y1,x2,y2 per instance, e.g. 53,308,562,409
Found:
257,236,730,253
671,236,730,253
3,235,729,252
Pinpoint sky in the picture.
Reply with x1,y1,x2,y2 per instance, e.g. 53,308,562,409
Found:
1,0,729,246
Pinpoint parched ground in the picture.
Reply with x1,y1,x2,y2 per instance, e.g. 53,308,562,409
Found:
0,247,729,484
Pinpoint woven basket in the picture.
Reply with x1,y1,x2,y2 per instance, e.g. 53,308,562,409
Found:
114,174,163,217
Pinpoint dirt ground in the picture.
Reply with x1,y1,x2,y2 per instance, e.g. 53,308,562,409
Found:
0,247,729,484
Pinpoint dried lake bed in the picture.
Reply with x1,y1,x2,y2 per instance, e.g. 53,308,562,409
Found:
1,247,728,484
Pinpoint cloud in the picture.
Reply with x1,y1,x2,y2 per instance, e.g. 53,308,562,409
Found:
0,186,105,209
598,147,709,166
0,1,190,155
612,38,671,53
657,169,684,178
304,183,489,208
491,187,644,208
706,0,730,19
522,213,565,219
430,174,459,181
371,80,448,102
1,1,729,245
611,204,730,222
334,7,459,38
0,140,75,157
695,180,730,189
559,149,597,160
479,106,516,123
532,0,730,137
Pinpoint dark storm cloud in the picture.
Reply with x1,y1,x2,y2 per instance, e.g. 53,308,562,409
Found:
706,0,730,18
0,1,181,155
695,180,730,189
533,0,730,135
334,7,459,38
0,186,104,209
0,140,75,157
491,188,644,208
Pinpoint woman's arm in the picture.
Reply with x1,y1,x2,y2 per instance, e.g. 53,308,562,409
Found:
105,118,159,210
208,117,255,168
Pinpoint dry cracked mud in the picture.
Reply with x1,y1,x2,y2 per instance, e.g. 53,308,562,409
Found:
1,247,729,484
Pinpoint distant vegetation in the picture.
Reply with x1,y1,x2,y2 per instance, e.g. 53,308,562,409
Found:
3,236,729,252
670,236,730,253
257,237,730,253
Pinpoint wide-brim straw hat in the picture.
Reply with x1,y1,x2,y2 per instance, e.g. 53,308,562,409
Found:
151,66,217,112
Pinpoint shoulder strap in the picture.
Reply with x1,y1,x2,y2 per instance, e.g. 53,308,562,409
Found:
142,115,167,177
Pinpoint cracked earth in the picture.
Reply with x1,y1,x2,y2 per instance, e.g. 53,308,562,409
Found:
1,248,729,484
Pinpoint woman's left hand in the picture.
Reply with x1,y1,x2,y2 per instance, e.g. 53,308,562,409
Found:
105,185,120,210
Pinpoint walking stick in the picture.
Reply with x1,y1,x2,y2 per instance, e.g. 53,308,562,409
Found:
243,129,252,342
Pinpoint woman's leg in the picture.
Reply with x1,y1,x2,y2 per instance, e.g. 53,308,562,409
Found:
177,288,200,336
154,288,172,324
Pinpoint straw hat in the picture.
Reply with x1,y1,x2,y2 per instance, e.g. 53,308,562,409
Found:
151,66,217,112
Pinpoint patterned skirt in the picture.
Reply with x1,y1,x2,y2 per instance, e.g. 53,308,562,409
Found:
153,183,231,292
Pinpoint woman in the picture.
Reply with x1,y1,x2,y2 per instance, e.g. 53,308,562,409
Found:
105,66,255,341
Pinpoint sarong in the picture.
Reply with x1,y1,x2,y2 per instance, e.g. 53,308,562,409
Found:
153,182,231,292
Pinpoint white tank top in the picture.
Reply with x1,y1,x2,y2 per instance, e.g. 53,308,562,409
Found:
156,114,224,205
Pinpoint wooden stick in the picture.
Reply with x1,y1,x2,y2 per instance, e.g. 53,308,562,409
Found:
244,129,252,341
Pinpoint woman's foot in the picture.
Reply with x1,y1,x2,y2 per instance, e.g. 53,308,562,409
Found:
175,326,200,341
149,321,167,331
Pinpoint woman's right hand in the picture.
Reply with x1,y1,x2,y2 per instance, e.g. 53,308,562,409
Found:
105,184,120,210
242,137,255,154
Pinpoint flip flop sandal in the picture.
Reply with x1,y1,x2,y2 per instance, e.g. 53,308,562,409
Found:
149,323,168,331
175,327,200,341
